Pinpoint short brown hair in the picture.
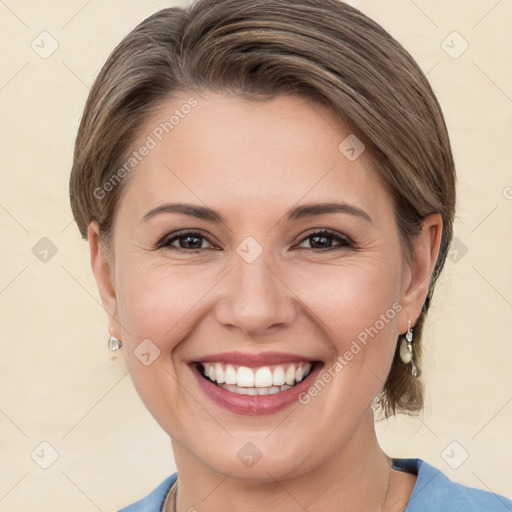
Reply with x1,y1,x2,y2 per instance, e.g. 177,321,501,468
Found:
70,0,456,417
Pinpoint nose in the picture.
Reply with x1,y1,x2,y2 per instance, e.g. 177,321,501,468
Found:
214,251,298,337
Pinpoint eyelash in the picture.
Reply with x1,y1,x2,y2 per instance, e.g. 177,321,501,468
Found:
157,229,355,254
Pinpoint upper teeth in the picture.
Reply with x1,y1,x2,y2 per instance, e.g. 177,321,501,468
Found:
202,362,312,388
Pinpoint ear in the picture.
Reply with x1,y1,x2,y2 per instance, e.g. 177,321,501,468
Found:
88,221,121,339
399,213,443,332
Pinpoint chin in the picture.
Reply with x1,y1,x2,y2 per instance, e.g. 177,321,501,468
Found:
190,430,321,483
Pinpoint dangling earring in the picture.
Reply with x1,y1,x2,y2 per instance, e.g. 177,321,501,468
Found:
108,335,122,351
399,319,417,377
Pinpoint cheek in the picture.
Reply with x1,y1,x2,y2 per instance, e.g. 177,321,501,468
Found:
113,261,221,424
115,260,219,351
285,266,402,422
288,255,403,340
283,253,403,400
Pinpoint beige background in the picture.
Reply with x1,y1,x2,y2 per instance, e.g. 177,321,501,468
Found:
0,0,511,510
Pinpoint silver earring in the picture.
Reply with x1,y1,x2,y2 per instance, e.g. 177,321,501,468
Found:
108,335,122,351
399,319,417,377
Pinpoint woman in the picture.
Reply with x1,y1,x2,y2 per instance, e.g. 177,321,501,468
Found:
69,0,512,510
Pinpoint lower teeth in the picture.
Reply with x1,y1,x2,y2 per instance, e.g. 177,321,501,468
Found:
217,383,294,395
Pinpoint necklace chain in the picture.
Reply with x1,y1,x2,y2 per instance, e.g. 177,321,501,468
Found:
162,479,177,511
380,461,393,512
164,462,393,512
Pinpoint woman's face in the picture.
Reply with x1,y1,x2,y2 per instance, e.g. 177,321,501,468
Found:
90,92,440,480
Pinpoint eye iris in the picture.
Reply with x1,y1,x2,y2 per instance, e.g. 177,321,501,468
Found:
181,235,202,249
310,234,332,249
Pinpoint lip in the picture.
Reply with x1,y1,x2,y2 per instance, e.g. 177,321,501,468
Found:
191,360,323,416
191,351,314,367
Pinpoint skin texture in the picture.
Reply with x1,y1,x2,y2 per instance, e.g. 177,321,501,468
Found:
89,92,442,511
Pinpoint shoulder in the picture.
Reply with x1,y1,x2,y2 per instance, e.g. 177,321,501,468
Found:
117,473,177,512
393,458,512,512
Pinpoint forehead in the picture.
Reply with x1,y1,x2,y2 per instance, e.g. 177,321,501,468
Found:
118,92,392,222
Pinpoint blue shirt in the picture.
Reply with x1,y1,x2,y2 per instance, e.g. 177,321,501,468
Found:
118,458,512,511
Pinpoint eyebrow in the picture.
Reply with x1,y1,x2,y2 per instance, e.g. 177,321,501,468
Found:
287,202,373,224
142,201,372,225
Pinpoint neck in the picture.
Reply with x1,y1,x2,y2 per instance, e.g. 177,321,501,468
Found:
170,411,395,512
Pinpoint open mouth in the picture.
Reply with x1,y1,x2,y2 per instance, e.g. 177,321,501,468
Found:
194,361,320,396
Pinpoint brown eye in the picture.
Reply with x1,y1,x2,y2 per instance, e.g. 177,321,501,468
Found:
158,231,216,252
298,230,353,251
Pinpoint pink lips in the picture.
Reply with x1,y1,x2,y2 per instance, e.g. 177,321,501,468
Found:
190,351,321,416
